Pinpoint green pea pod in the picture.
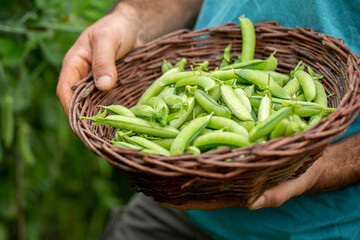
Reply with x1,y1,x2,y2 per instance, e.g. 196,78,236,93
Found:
283,77,300,97
269,118,290,139
261,71,290,85
193,132,250,149
161,59,173,74
220,59,266,70
82,115,179,138
314,80,328,107
170,114,212,155
249,106,293,141
125,136,170,156
220,85,253,121
207,116,249,136
294,70,316,102
158,87,185,109
235,69,291,99
296,93,306,102
210,69,250,84
170,97,196,129
150,138,175,150
239,16,255,62
143,97,169,126
102,105,136,117
248,96,324,117
194,89,231,118
234,88,252,113
207,84,221,101
262,52,278,71
175,76,216,92
17,120,35,165
111,141,142,149
257,92,272,123
160,71,209,86
243,84,255,97
219,43,232,69
1,94,14,149
186,146,201,155
129,105,156,119
231,116,256,132
137,67,180,105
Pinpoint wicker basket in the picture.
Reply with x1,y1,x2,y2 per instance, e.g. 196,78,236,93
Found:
69,21,360,207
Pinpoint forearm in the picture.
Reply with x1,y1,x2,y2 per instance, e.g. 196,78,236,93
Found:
112,0,204,45
308,132,360,193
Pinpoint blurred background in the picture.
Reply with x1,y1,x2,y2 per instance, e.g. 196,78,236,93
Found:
0,0,136,239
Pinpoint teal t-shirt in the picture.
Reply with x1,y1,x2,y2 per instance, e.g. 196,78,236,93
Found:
186,1,360,239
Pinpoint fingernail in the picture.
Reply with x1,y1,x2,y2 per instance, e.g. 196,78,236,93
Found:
249,196,265,210
95,75,112,90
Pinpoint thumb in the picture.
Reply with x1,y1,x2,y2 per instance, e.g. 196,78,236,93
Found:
90,22,137,91
91,35,119,91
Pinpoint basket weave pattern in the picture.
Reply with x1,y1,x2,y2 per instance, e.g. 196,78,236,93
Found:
70,22,360,206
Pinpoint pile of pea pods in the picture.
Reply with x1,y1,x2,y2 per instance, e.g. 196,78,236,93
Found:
82,17,335,156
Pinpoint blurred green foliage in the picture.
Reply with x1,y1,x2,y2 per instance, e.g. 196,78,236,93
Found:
0,0,136,239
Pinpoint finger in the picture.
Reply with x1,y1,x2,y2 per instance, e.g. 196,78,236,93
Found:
249,167,318,210
90,22,136,91
57,49,91,117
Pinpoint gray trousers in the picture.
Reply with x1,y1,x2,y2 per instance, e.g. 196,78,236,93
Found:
100,193,214,240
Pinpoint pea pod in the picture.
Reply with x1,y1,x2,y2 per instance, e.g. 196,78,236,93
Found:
193,132,250,149
170,114,212,155
137,67,181,105
102,105,135,117
161,59,173,74
220,85,253,121
257,92,272,123
158,87,186,109
249,96,324,117
221,59,266,70
170,97,196,128
294,70,316,102
269,118,290,139
262,52,278,71
143,97,169,126
81,114,179,138
283,77,300,97
210,69,250,84
111,141,142,149
125,136,170,156
160,71,209,86
207,116,249,136
239,16,255,62
129,105,156,119
234,88,252,113
17,120,35,165
150,138,175,150
235,69,291,99
186,146,201,155
314,80,328,107
243,84,255,97
194,89,231,118
249,106,293,141
231,116,256,132
175,76,216,92
262,71,290,85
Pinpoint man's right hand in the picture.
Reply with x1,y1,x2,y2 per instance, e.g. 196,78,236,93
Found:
56,4,141,118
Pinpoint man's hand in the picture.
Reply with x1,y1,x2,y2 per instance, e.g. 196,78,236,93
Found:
57,4,140,117
57,0,203,118
162,132,360,211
